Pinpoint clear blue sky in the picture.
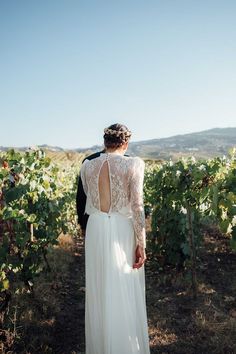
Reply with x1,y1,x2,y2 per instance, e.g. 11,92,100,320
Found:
0,0,235,149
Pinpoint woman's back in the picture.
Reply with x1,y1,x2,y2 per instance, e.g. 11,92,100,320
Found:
80,151,146,248
98,158,111,213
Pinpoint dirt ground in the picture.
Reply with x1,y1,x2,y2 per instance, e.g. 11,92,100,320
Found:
146,225,236,354
3,221,236,354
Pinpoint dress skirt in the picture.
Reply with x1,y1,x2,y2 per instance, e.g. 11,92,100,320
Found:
85,210,150,354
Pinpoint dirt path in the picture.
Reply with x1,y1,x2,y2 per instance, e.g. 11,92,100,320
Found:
51,235,86,354
11,234,86,354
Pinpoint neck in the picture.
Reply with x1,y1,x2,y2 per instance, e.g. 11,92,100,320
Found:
104,148,125,155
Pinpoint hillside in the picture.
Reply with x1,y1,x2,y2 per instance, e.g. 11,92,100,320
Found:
1,127,236,161
74,127,236,161
127,127,236,160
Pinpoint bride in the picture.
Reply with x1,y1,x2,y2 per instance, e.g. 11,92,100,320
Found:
79,123,150,354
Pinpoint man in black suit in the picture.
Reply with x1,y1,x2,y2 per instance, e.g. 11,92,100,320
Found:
76,149,130,236
76,149,104,235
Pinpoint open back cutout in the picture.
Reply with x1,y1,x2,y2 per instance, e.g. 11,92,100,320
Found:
98,160,112,213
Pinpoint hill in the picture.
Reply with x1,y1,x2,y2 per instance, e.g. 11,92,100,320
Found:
75,127,236,160
1,127,236,161
127,127,236,160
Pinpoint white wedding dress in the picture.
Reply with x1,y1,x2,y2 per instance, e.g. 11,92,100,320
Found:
79,152,150,354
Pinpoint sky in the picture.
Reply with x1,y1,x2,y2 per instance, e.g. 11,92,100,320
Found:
0,0,235,149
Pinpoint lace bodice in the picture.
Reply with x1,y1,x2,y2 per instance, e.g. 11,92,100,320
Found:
79,152,146,249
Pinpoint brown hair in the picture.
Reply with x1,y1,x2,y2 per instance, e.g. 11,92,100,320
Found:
103,123,132,149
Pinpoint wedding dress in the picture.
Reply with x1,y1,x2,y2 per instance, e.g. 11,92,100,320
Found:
79,152,150,354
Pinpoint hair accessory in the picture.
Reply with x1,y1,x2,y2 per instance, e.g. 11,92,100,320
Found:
104,127,132,138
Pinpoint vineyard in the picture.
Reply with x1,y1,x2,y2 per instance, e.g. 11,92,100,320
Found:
0,147,236,353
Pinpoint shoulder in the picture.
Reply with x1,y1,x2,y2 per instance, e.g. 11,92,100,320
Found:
80,158,90,176
129,156,145,174
82,150,105,163
81,150,105,170
131,156,145,167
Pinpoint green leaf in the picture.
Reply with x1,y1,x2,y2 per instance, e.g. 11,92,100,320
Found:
5,185,28,203
220,219,230,234
181,242,190,256
3,279,9,290
199,188,209,204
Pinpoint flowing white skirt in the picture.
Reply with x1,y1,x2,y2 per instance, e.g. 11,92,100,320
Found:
85,210,150,354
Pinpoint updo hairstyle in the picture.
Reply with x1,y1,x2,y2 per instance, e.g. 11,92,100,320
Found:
103,123,132,149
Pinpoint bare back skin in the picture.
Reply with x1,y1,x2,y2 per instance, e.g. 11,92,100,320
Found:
98,160,111,213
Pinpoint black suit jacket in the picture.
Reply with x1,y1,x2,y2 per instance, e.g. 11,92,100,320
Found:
76,149,130,230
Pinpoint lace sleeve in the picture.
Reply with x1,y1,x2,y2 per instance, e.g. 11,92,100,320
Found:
79,159,89,196
130,157,146,249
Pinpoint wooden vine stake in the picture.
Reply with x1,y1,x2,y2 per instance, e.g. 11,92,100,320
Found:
186,202,197,299
30,223,34,242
